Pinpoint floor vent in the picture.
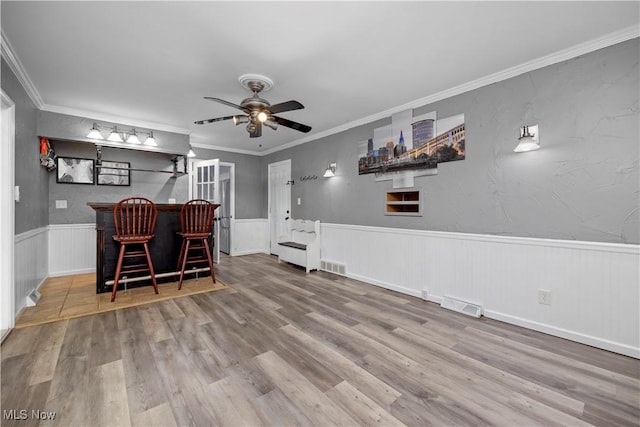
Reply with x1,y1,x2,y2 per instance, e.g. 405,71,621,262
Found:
321,260,346,276
440,295,482,318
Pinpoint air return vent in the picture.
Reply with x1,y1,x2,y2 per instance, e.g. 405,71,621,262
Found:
321,260,346,276
440,295,482,318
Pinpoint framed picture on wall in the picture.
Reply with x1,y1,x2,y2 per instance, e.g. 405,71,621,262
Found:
97,161,130,186
56,157,95,184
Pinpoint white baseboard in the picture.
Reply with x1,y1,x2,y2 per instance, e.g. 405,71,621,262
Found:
321,222,640,358
484,310,640,359
347,272,423,299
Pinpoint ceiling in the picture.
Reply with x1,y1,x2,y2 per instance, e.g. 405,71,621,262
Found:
2,1,638,155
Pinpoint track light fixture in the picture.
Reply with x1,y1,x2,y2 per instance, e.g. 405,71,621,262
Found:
87,122,158,146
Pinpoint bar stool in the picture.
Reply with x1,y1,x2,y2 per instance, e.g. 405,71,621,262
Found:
111,197,159,302
177,199,217,289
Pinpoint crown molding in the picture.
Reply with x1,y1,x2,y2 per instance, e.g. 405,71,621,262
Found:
39,104,192,135
261,25,640,156
1,29,44,109
3,23,637,156
190,141,260,156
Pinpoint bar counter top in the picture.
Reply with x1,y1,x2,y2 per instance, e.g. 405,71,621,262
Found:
88,202,184,211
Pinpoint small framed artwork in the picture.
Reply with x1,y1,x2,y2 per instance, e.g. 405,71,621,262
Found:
56,157,95,184
97,161,131,186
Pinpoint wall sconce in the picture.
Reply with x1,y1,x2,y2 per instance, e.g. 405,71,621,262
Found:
323,162,337,177
187,145,196,158
514,124,540,152
87,122,158,146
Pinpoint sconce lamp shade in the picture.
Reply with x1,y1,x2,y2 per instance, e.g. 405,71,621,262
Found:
126,129,141,144
144,132,157,146
87,123,104,139
108,127,124,142
89,123,159,148
514,125,540,153
187,146,196,158
323,162,337,177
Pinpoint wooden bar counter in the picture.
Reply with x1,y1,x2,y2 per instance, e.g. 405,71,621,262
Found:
88,202,218,294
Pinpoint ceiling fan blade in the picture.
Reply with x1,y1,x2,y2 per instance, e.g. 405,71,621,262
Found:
194,115,235,125
249,122,262,138
267,100,304,115
204,97,249,113
271,115,312,133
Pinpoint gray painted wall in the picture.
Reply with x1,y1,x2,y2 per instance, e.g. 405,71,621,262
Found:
38,110,190,156
47,142,264,223
262,39,639,244
1,58,49,235
49,140,190,224
180,146,263,219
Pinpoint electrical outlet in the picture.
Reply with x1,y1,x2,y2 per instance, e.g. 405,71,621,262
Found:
538,289,552,305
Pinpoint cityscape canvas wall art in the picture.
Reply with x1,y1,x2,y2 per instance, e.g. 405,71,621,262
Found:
358,111,465,176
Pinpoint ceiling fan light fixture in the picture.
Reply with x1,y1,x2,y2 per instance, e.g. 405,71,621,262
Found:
257,111,268,123
263,119,278,131
233,115,249,126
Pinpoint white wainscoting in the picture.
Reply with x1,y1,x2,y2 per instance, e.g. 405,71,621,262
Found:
48,223,96,277
14,226,48,316
232,219,269,256
321,223,640,358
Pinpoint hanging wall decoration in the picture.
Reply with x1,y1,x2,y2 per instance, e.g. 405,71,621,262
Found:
39,137,57,171
357,109,465,183
56,157,95,184
97,161,131,186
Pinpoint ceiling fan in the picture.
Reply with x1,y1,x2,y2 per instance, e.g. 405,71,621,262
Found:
195,74,312,138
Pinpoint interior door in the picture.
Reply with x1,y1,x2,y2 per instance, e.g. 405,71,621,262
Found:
268,159,292,255
190,158,220,263
219,169,231,254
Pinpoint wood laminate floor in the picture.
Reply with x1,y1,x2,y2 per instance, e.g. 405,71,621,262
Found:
1,253,638,426
15,273,228,328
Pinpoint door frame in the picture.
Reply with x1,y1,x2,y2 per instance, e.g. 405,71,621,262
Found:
218,162,235,255
267,159,292,255
1,90,16,340
188,158,236,258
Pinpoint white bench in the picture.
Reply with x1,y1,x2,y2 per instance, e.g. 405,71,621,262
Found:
277,219,320,273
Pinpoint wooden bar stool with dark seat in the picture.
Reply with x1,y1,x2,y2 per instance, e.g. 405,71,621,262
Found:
177,199,217,290
111,197,159,302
